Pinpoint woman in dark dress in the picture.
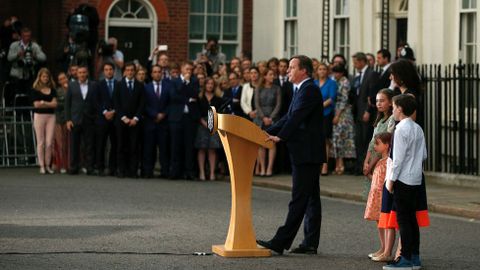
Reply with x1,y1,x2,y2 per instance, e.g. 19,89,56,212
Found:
254,69,281,176
195,77,223,181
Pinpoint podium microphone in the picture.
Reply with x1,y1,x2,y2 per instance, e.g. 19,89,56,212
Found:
218,98,233,113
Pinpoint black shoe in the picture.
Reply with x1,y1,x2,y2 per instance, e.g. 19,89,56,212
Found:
159,173,168,179
142,173,153,179
86,169,96,176
289,245,317,254
68,169,79,175
256,240,284,255
117,171,125,178
97,170,106,177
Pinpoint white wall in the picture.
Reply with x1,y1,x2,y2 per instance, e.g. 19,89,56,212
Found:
252,0,477,65
252,0,282,61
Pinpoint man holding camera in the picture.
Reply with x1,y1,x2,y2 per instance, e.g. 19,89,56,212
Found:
7,27,46,96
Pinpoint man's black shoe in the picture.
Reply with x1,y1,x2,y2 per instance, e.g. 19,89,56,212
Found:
289,246,317,254
86,169,96,176
256,240,284,255
68,169,79,175
97,170,106,177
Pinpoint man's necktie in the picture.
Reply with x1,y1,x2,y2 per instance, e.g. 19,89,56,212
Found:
354,72,362,95
155,81,161,98
128,80,133,92
108,80,114,97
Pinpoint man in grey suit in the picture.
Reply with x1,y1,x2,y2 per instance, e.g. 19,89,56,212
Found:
351,52,379,174
65,65,98,174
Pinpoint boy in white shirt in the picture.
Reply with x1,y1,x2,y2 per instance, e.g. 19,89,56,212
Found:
384,94,427,270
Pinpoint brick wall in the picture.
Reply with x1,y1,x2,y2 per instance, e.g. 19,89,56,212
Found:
1,0,252,74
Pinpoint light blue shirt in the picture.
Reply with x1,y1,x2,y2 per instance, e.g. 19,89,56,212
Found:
391,118,427,185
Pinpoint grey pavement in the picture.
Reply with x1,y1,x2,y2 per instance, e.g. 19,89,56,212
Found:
253,173,480,220
0,168,479,270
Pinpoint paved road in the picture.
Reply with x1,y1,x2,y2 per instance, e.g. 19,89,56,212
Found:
0,169,479,269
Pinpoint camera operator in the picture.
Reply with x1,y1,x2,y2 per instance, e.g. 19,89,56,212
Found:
7,27,46,98
96,37,123,81
195,37,226,76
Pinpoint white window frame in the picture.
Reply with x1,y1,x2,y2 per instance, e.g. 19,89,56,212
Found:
332,0,349,60
284,0,298,58
459,0,478,63
188,0,243,60
105,0,157,52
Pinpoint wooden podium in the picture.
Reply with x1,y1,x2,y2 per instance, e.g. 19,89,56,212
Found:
208,107,273,257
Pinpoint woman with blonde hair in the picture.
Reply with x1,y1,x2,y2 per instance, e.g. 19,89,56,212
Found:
31,68,58,174
195,77,223,180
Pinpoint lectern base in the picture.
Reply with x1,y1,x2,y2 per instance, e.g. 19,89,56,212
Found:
212,244,272,257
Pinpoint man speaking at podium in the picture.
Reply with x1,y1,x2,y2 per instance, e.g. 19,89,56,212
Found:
258,55,325,255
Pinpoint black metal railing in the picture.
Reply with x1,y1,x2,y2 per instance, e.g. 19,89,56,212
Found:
420,61,479,175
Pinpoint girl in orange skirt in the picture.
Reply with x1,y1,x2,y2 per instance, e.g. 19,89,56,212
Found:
364,132,392,261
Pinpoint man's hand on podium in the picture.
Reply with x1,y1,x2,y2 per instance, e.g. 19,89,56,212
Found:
265,132,281,143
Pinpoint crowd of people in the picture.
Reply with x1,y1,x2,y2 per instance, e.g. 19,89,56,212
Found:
1,7,432,269
0,12,424,182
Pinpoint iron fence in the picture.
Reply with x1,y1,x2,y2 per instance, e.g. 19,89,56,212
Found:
420,62,479,175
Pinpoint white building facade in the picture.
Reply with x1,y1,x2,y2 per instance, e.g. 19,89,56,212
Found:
252,0,479,65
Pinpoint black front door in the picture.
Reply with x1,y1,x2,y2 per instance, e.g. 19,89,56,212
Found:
396,18,408,47
108,27,150,67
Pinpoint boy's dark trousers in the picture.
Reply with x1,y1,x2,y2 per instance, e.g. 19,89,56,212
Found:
393,180,420,260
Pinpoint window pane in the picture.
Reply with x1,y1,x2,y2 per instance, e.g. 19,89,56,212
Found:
343,0,349,15
466,45,475,63
336,0,343,15
208,0,221,13
290,21,297,46
287,0,292,17
190,0,205,13
473,0,477,8
223,16,238,40
463,0,470,9
466,14,476,43
292,0,297,17
207,15,221,39
220,44,237,60
189,15,205,39
224,0,238,14
136,6,149,19
189,43,204,60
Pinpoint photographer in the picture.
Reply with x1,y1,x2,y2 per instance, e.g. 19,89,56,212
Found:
96,37,123,81
195,37,226,76
7,27,46,97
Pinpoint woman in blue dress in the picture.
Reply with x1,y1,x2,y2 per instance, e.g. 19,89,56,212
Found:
314,63,337,175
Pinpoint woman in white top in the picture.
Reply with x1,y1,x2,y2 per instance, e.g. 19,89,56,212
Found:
240,67,262,121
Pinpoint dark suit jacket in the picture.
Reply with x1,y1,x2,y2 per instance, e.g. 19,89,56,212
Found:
274,77,294,117
267,78,325,165
144,79,171,129
167,77,200,122
113,78,145,123
222,85,244,116
65,80,99,125
355,67,379,120
96,78,117,125
367,67,391,114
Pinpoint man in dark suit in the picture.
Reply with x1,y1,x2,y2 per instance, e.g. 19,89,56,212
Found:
221,72,244,116
273,58,293,174
113,62,145,178
142,65,171,178
351,52,379,174
65,65,98,175
257,55,325,255
95,62,117,176
367,49,392,116
167,61,200,179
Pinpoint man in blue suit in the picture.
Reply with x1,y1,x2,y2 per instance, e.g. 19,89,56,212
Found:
142,65,171,178
257,55,325,255
167,61,200,180
95,62,117,176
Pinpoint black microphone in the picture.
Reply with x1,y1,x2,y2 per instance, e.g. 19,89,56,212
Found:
218,97,233,113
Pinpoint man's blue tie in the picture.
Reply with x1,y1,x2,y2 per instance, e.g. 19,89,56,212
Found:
128,80,133,92
354,72,362,95
108,80,114,97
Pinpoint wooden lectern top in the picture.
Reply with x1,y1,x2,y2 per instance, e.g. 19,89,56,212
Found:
208,107,274,149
